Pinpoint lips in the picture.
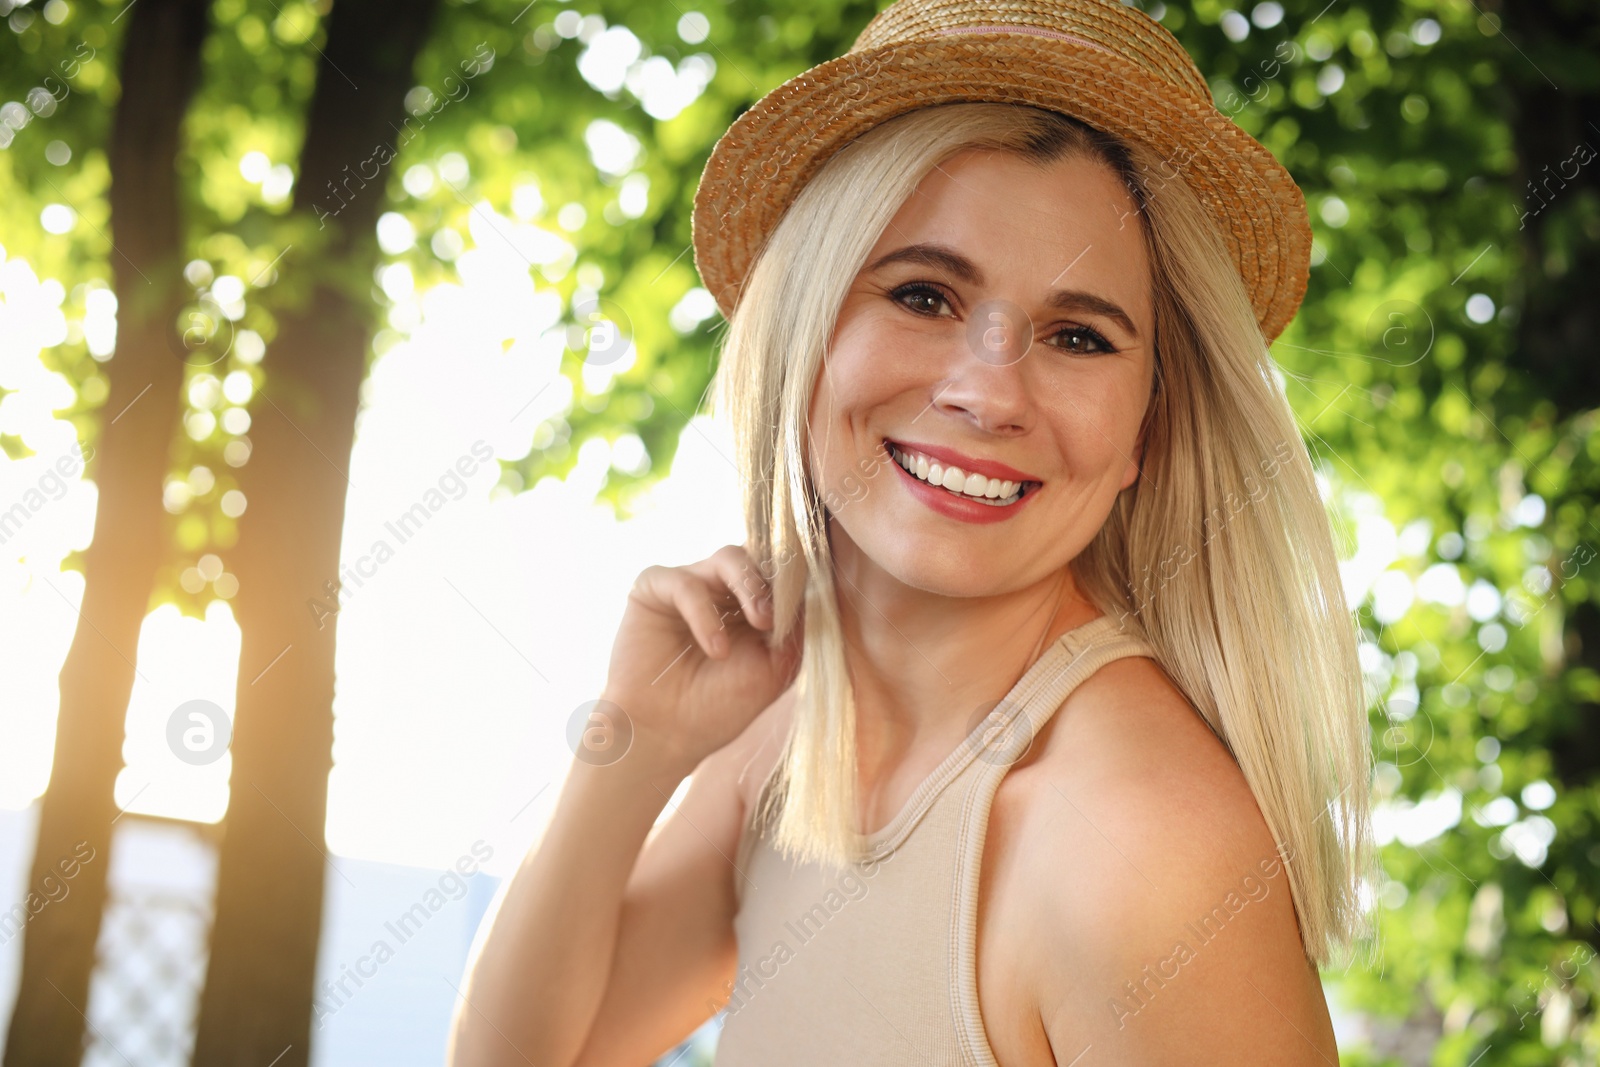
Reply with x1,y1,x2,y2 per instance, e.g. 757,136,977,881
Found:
882,441,1042,523
881,438,1045,518
883,438,1041,484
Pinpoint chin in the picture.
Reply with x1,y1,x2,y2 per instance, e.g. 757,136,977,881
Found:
845,527,1020,599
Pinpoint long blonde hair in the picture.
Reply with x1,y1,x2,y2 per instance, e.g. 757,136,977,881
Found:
707,101,1374,966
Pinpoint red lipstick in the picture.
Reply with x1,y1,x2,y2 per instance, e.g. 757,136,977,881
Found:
885,438,1041,484
882,439,1042,525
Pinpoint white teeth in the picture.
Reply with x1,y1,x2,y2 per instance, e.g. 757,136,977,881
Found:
887,442,1029,505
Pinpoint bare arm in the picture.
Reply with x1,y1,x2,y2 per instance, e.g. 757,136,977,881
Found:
445,748,695,1067
1028,661,1339,1066
446,545,801,1067
570,704,783,1066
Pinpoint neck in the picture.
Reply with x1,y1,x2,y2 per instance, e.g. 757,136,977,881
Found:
830,528,1101,778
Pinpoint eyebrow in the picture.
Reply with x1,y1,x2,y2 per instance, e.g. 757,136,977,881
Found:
864,241,1141,340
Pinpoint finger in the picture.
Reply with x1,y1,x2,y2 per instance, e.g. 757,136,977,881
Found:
675,572,728,657
637,566,730,658
712,545,774,630
690,545,773,631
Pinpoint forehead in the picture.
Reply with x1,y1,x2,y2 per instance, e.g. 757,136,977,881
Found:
870,147,1151,311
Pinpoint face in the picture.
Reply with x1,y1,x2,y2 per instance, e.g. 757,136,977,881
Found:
807,146,1156,598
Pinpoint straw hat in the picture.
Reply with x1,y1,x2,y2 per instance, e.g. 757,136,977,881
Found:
690,0,1312,344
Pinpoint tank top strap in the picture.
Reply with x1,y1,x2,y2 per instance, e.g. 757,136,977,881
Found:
948,612,1158,1067
1002,612,1158,763
851,612,1157,861
713,612,1161,1066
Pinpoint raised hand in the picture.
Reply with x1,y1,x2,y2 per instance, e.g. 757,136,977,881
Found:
596,543,804,777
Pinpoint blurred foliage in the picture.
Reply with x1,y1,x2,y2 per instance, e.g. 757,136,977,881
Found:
2,0,1599,1062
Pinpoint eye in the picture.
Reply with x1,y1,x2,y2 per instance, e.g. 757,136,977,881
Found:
1046,324,1118,355
889,282,954,318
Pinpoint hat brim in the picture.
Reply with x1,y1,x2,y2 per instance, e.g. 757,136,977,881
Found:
691,34,1311,344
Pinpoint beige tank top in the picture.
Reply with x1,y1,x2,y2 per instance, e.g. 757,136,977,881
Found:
710,612,1158,1066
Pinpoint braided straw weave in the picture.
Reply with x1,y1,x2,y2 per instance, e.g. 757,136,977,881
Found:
691,0,1312,344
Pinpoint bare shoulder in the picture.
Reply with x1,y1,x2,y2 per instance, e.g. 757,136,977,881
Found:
1026,654,1274,878
999,653,1337,1066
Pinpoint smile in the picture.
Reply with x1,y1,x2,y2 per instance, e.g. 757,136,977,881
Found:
884,439,1042,507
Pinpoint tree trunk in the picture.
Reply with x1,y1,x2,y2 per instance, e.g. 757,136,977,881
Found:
2,1,210,1063
189,0,439,1061
1501,4,1600,794
1503,40,1600,419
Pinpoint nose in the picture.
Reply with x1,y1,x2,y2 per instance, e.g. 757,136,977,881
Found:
928,300,1034,435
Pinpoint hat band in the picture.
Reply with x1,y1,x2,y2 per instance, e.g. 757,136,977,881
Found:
930,23,1118,56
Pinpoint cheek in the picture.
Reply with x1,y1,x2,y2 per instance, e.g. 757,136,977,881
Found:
804,366,863,494
806,338,900,512
811,325,900,436
1040,374,1147,478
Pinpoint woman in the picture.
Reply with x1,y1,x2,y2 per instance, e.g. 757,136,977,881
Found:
449,1,1374,1064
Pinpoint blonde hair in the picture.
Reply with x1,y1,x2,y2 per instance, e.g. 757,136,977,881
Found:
707,102,1374,966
